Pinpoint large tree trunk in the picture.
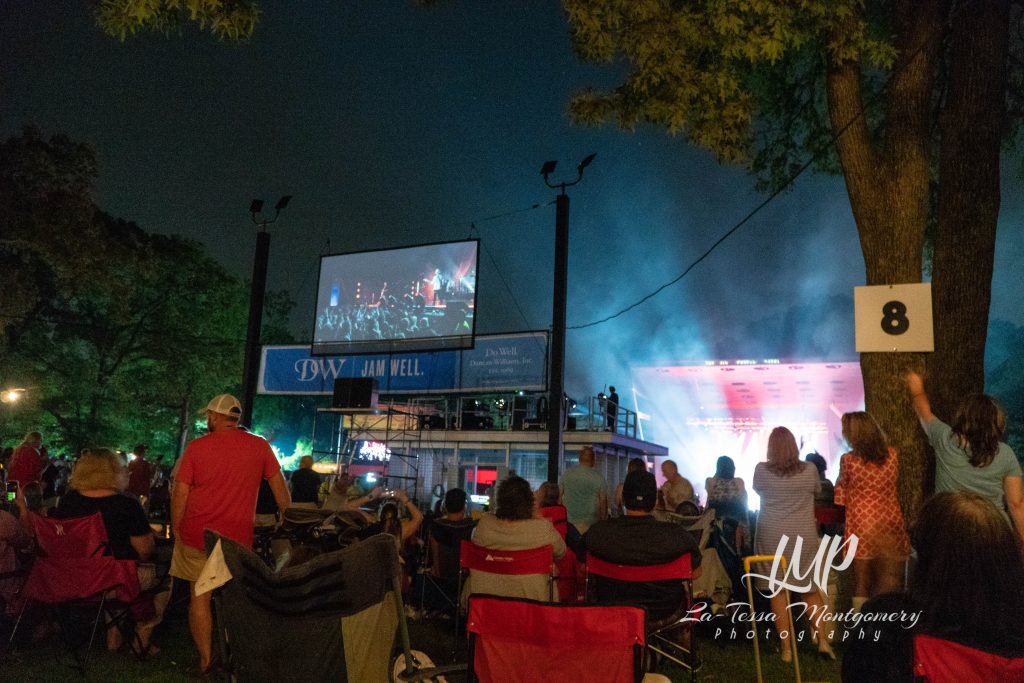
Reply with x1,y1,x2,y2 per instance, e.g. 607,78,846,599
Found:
929,0,1009,419
826,0,946,519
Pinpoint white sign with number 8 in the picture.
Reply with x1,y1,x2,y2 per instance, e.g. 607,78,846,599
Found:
854,283,934,352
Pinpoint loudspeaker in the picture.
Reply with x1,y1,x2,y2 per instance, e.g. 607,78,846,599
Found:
332,378,378,409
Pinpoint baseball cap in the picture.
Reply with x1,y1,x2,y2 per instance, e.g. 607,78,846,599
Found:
203,394,242,417
622,470,658,511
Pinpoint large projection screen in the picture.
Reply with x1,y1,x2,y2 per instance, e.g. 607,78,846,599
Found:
312,239,479,356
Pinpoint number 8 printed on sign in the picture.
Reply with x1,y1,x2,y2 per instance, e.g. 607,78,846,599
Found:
854,283,934,353
881,300,910,335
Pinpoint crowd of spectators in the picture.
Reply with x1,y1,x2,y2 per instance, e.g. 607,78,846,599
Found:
315,293,471,343
4,370,1024,678
512,370,1022,675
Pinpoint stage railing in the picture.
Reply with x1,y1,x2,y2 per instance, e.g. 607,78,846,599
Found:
582,395,636,438
408,392,637,438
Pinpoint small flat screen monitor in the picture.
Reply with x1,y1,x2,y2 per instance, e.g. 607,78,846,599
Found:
312,239,479,355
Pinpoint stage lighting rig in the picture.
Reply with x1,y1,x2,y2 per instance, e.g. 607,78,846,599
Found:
542,154,596,193
250,195,292,229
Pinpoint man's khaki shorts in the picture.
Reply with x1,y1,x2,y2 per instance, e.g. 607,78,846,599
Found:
169,541,208,585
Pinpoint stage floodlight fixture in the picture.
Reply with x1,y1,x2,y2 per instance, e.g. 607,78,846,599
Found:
540,160,557,177
578,153,597,174
250,199,264,214
275,195,292,211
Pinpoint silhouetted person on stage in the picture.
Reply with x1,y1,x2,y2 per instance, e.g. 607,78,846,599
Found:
606,387,619,432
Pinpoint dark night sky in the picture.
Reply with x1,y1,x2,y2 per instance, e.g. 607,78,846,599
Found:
3,0,1023,398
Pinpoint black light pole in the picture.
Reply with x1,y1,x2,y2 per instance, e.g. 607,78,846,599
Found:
541,155,596,483
240,195,291,429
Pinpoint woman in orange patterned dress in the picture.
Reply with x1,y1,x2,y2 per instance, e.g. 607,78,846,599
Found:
834,411,911,613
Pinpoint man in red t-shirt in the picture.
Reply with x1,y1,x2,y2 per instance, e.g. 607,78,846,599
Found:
6,431,44,486
170,394,290,675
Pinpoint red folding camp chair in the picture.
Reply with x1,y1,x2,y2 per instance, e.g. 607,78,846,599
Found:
540,505,584,602
466,594,649,683
586,553,699,683
914,634,1024,683
9,512,139,673
539,505,568,539
458,540,555,601
456,541,555,645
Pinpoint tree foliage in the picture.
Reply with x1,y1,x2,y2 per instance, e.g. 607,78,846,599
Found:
0,127,107,346
90,0,441,41
5,219,250,451
566,0,897,187
0,128,296,457
92,0,260,41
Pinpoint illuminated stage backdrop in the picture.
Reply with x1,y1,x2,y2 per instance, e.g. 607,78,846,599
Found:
630,360,864,509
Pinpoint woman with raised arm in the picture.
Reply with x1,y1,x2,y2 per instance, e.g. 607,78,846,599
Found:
904,371,1024,539
378,488,423,543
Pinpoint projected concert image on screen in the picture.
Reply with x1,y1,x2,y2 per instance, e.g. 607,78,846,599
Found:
312,239,479,355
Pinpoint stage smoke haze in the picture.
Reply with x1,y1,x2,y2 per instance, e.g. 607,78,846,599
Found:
559,165,865,500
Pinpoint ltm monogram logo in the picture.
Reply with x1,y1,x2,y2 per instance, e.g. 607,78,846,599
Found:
742,534,857,597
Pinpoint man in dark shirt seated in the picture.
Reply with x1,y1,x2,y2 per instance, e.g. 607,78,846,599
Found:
584,470,702,621
416,488,475,614
429,488,476,576
288,456,322,510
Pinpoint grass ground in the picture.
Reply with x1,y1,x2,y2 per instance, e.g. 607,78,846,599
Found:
2,607,844,683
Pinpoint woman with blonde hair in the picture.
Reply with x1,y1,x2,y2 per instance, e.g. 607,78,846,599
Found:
55,449,142,557
51,448,163,654
834,412,910,612
753,427,834,661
